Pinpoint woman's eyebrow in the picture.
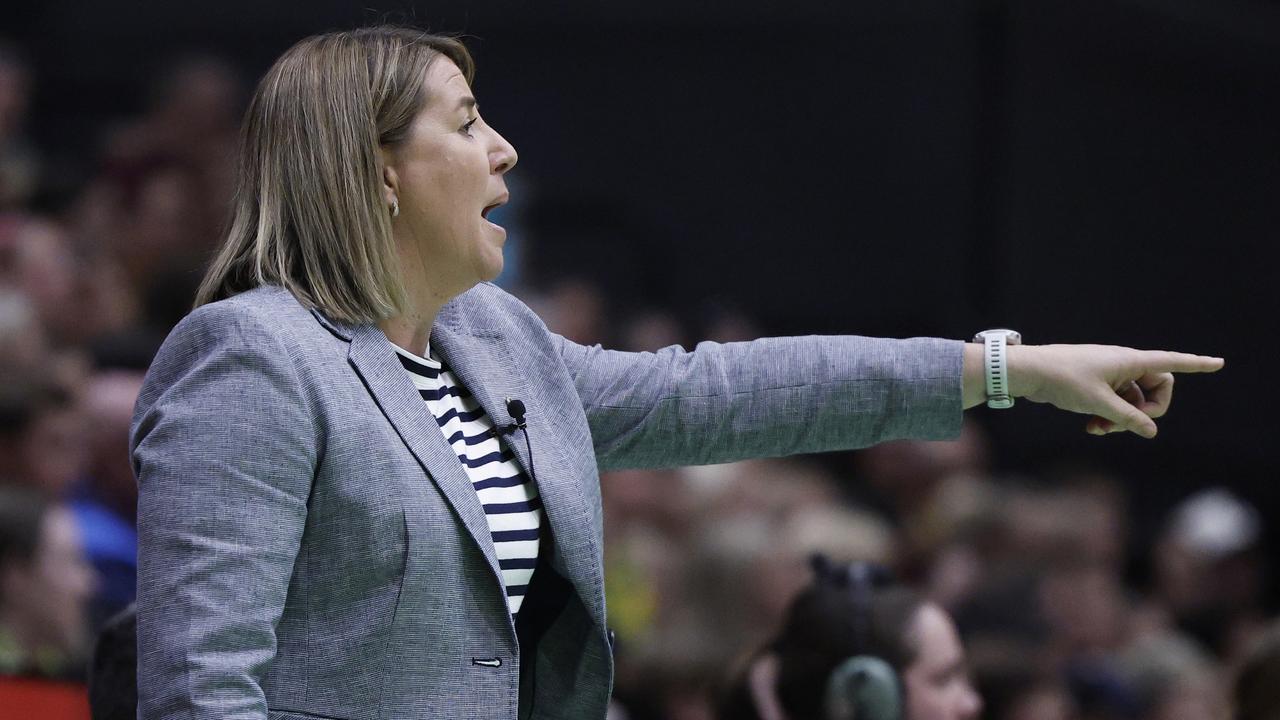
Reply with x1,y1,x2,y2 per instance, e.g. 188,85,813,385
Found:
458,96,477,112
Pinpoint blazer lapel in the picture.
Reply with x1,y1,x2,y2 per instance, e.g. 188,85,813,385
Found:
346,323,504,590
432,322,606,625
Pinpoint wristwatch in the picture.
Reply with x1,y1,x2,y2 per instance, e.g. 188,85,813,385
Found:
971,329,1022,409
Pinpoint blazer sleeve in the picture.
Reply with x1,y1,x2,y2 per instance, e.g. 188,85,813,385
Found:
552,333,964,471
130,302,318,719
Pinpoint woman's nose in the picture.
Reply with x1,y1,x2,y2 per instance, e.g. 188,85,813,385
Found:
490,130,518,175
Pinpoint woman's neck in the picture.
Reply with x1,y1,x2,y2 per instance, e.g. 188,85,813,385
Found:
378,273,462,356
378,316,432,357
379,238,463,355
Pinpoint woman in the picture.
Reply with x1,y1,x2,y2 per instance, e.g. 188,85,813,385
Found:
129,26,1223,720
716,559,982,720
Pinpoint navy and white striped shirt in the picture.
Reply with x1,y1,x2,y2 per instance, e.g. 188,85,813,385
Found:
394,344,542,618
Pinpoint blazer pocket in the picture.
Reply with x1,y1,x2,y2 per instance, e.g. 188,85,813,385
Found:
269,710,349,720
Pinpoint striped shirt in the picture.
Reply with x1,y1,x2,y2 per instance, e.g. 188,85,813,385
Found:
394,344,542,618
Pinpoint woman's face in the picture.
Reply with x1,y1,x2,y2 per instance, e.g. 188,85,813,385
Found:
382,57,518,301
903,603,983,720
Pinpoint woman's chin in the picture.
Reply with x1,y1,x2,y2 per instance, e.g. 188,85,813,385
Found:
478,255,505,283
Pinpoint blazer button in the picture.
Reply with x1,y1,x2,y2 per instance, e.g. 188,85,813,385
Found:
607,628,616,655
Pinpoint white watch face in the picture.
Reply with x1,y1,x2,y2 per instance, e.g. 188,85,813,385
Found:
974,329,1021,344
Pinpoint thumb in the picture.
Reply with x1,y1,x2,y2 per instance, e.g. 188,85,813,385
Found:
1096,386,1159,438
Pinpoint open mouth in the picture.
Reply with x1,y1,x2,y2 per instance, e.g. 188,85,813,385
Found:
482,194,509,221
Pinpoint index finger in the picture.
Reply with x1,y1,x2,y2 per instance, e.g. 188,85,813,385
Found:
1139,351,1225,374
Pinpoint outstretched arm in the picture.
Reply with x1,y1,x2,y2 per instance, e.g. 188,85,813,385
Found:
554,333,965,471
556,331,1225,472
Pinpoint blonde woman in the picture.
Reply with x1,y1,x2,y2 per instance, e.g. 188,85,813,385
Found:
129,26,1224,720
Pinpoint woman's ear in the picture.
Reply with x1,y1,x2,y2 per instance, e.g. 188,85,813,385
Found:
379,149,400,208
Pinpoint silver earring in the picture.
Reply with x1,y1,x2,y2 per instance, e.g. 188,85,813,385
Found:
390,199,399,218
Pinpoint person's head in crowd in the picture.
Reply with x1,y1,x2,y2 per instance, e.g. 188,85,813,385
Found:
0,374,87,496
83,370,145,520
718,558,982,720
0,287,48,371
0,215,84,344
0,484,98,679
1234,620,1280,720
1151,487,1265,658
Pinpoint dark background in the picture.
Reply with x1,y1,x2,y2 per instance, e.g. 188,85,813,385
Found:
6,0,1275,554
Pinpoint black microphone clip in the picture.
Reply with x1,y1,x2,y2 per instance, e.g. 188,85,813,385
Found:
491,397,532,481
490,397,527,439
505,397,527,430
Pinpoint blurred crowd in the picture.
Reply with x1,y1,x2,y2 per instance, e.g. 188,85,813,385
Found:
1,38,1277,720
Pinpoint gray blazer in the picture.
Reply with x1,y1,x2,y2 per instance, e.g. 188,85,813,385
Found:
130,282,963,720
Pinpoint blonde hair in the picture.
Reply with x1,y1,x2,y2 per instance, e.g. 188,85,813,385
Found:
194,27,474,324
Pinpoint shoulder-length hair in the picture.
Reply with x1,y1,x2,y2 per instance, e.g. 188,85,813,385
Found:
194,26,474,324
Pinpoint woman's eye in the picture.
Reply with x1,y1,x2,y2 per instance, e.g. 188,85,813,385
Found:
461,118,478,136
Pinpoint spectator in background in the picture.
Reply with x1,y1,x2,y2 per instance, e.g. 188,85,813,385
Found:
0,484,98,681
1141,488,1267,666
0,375,87,497
0,287,47,371
0,215,84,345
717,558,982,720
